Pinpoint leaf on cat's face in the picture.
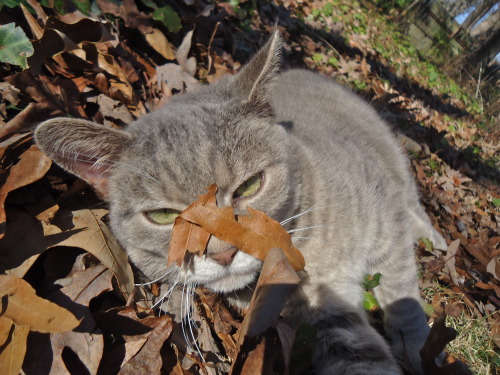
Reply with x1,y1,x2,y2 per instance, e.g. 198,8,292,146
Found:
167,184,217,267
167,184,306,271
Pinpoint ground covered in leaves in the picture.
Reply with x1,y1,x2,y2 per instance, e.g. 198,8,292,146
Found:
0,0,498,374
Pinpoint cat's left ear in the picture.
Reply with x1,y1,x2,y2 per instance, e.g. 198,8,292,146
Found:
35,118,132,199
234,30,282,114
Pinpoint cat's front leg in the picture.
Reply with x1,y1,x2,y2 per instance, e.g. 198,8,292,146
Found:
310,307,402,375
372,245,430,375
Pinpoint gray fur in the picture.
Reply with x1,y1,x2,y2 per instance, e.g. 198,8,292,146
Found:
35,31,446,374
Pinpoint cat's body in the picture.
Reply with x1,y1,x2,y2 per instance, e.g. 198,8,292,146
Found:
35,32,446,375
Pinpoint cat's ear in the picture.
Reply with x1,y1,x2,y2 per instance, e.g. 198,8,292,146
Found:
34,118,132,199
234,30,282,114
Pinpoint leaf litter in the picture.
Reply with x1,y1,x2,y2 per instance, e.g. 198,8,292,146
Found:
0,0,498,374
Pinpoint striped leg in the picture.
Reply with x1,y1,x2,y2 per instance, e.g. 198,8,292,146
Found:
373,245,429,375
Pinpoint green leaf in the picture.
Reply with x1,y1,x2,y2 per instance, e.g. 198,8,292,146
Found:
492,198,500,207
419,237,435,252
0,23,34,69
153,5,182,33
312,53,324,63
69,0,91,14
428,159,439,172
327,56,339,67
139,0,157,8
53,0,66,14
362,272,381,290
0,0,22,8
363,291,380,311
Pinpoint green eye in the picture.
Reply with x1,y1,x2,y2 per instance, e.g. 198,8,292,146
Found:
145,208,180,224
234,173,262,198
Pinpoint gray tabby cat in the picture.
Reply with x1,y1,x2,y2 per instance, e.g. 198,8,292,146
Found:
35,31,446,374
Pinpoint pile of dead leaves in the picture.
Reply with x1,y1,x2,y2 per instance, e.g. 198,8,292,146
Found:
0,0,498,374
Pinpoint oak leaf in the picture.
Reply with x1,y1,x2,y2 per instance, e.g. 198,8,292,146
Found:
168,184,305,271
0,275,79,333
167,184,216,266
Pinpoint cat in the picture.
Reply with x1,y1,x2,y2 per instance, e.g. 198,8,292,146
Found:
35,31,447,375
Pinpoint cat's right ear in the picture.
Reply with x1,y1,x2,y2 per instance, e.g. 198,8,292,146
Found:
34,118,132,199
233,30,282,115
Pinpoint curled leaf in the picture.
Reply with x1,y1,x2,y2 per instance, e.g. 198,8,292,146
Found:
168,184,306,271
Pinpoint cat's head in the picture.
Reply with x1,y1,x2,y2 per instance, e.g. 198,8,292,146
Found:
35,31,300,293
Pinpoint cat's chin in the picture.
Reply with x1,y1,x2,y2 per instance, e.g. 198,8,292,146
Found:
203,271,258,293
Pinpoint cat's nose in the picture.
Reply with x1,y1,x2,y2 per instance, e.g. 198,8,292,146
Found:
208,248,238,266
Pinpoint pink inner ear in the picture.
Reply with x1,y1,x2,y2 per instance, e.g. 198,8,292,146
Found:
82,164,111,199
61,152,113,199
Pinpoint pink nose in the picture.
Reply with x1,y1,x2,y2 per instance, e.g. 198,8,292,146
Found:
208,248,238,266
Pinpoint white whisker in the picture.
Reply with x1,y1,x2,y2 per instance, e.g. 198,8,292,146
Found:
152,272,180,310
186,284,205,363
180,274,192,352
135,269,173,286
280,207,315,225
280,204,339,225
287,224,337,233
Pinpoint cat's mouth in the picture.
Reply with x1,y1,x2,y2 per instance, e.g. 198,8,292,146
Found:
185,250,262,293
203,269,259,293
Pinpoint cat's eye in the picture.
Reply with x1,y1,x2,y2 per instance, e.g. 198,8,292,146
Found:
234,173,262,199
145,208,180,225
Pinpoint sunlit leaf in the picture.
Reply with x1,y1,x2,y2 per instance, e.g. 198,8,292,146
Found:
0,275,79,333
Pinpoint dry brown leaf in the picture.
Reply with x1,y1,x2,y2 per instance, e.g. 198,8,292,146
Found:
237,248,300,343
45,16,114,44
198,290,239,359
21,3,44,39
156,63,200,93
97,53,135,104
0,145,51,239
0,275,79,333
119,315,173,374
1,208,134,299
0,102,56,139
145,29,176,60
26,0,48,22
0,318,30,375
177,187,305,271
28,28,80,74
444,239,460,285
360,57,370,78
176,30,197,77
167,184,216,266
43,265,111,374
230,248,299,374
